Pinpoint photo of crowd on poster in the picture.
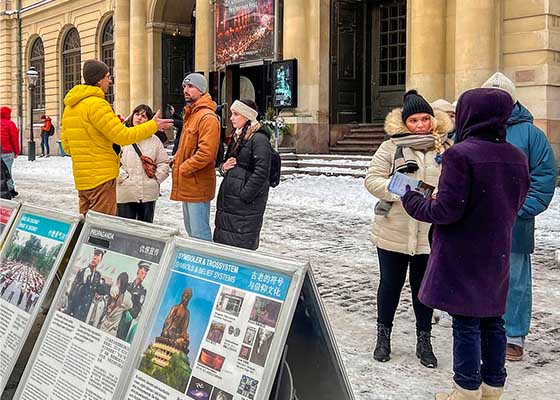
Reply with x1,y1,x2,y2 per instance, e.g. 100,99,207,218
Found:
215,0,274,66
0,230,63,314
57,245,157,342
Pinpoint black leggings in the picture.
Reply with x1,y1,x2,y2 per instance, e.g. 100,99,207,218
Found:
376,247,433,332
117,201,156,223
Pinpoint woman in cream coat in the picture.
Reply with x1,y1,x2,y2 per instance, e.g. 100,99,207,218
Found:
365,90,453,368
117,104,170,223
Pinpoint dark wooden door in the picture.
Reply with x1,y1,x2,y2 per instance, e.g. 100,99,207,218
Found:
371,1,406,120
330,0,366,124
162,34,194,115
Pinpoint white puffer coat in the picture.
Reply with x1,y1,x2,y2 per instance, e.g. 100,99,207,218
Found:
117,136,170,204
364,109,454,255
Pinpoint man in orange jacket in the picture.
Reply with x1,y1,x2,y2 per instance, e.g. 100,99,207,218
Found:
170,73,220,240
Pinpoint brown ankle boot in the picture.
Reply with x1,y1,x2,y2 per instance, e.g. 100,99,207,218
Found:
435,383,482,400
481,383,504,400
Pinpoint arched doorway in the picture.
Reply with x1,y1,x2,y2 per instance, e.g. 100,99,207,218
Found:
150,0,196,114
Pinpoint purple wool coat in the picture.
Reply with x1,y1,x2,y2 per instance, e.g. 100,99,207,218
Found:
402,88,530,317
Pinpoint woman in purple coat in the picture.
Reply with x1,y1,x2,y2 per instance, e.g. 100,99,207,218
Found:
401,88,530,400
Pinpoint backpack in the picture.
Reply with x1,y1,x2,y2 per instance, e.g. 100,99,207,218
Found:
47,124,55,137
268,146,281,187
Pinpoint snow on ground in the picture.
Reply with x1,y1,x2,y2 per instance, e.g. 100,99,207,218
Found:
9,156,560,399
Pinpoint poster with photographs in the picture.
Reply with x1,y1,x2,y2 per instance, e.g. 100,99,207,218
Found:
0,199,20,246
0,207,78,394
215,0,275,66
125,245,297,400
16,222,170,400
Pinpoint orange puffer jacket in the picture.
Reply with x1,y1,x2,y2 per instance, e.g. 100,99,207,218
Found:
171,94,220,202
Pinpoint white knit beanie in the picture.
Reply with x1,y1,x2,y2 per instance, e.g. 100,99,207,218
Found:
431,99,455,113
230,100,258,122
481,72,517,104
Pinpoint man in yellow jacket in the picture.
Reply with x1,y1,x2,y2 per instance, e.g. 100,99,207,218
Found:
61,60,173,215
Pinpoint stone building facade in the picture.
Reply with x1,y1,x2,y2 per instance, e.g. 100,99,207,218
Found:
0,0,558,163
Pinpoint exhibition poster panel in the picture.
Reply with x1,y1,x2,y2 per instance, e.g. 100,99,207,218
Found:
0,200,20,246
17,225,168,400
126,248,294,400
0,209,76,393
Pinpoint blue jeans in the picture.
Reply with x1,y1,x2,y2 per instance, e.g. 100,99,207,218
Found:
504,253,532,342
452,315,507,390
182,201,212,241
41,135,50,155
1,153,15,191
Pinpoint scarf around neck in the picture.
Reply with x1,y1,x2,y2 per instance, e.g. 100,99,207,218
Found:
390,132,449,174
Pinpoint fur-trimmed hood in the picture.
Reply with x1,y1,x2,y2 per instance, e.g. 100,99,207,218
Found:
384,108,454,137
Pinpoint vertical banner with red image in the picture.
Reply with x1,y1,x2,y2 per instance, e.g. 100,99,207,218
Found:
215,0,275,67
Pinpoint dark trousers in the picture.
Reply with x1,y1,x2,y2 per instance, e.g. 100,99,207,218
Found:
40,135,50,155
376,248,433,332
117,201,156,223
451,315,507,390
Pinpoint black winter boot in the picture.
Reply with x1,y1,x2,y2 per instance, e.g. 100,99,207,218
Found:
416,330,437,368
373,324,392,362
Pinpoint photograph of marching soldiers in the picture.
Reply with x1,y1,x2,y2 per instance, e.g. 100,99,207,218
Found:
0,230,63,314
57,246,156,342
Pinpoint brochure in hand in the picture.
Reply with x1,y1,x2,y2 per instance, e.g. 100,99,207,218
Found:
388,172,435,198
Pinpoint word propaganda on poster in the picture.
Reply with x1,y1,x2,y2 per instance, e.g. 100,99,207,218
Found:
18,226,167,400
125,248,292,400
0,212,71,387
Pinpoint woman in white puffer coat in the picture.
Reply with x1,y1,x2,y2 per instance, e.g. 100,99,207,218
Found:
365,90,453,369
117,104,170,223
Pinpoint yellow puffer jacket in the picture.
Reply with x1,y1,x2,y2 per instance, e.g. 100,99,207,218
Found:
364,109,454,255
61,85,158,190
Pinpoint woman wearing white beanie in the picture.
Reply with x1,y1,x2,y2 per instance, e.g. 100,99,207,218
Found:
213,99,272,250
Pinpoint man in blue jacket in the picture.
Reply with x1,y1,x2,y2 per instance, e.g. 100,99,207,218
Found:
483,72,558,361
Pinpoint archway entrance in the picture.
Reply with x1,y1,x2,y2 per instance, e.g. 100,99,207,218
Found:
150,0,195,113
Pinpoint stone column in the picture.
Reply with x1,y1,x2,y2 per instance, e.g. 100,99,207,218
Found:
0,14,14,106
195,0,214,74
282,0,329,152
454,0,497,97
114,0,130,115
129,0,149,108
407,0,446,101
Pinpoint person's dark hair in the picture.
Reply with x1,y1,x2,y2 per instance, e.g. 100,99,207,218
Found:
125,104,154,127
116,272,129,295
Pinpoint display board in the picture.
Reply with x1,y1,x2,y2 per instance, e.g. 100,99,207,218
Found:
0,204,81,395
0,199,20,248
14,212,178,400
215,0,275,67
271,59,298,108
284,270,356,400
122,237,307,400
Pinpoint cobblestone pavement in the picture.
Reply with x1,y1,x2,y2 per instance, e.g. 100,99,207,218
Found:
258,196,560,399
5,159,560,399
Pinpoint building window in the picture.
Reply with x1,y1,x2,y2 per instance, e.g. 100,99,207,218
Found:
30,38,45,111
379,3,406,87
62,28,81,98
101,17,114,105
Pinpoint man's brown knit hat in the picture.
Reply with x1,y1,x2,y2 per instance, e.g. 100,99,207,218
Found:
83,59,109,86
